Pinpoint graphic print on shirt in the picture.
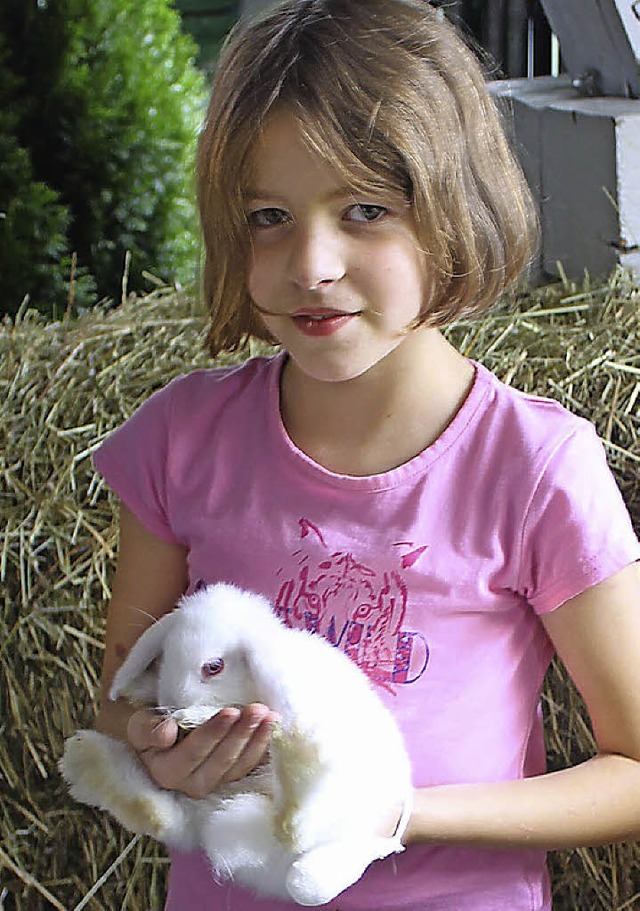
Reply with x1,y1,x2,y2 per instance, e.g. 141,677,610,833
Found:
274,518,429,694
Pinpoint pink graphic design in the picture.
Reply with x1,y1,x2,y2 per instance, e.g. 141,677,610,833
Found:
275,519,429,694
395,542,430,569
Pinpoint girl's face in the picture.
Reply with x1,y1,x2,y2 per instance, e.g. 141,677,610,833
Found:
244,109,432,385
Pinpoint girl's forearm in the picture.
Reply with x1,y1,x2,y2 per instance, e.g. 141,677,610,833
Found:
405,753,640,850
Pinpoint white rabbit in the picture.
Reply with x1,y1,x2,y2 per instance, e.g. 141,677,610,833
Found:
60,583,413,906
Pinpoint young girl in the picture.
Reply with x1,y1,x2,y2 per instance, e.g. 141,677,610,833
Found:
92,1,640,909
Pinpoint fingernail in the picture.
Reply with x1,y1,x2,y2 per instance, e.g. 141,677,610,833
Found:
222,708,241,724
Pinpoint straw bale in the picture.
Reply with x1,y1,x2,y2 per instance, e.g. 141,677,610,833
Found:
0,270,638,909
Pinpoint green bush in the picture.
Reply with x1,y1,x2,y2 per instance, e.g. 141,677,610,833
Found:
0,0,206,317
0,43,79,317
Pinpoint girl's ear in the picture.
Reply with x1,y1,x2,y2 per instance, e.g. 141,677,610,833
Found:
109,611,178,702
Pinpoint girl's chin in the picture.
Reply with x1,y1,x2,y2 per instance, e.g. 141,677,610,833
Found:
284,350,397,387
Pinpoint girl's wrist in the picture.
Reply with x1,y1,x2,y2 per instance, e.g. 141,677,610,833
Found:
402,791,424,846
400,786,460,846
393,788,415,848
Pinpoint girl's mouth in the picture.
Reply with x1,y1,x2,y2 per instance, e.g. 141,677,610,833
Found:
292,309,359,337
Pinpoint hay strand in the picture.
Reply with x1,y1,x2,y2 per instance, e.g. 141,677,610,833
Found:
71,835,142,911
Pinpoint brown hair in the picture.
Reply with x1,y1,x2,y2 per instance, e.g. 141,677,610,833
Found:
196,0,538,356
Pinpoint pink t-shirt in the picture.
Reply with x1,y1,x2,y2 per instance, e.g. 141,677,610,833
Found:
94,354,640,911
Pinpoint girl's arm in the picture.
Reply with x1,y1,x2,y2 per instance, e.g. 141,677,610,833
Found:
96,504,276,798
403,562,640,849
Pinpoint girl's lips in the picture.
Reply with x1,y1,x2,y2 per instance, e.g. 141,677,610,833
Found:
291,309,359,337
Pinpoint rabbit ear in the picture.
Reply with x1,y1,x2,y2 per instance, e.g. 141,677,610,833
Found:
109,611,178,702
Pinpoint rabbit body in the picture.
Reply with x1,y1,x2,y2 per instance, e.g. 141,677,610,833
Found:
60,583,412,906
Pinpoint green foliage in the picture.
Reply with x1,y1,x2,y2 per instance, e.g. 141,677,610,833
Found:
0,38,79,316
0,0,206,317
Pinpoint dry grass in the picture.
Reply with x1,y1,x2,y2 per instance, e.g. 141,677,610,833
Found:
1,269,638,909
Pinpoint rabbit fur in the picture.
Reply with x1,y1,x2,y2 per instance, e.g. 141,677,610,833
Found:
60,583,413,906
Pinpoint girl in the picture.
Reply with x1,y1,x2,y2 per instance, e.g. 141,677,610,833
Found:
92,1,640,909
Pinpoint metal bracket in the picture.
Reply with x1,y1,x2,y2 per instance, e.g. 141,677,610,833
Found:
572,69,603,97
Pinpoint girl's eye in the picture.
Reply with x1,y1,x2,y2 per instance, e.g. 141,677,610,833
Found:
345,204,388,223
248,208,290,228
201,658,225,679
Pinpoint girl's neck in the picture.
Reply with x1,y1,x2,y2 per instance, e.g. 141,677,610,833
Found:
279,329,474,477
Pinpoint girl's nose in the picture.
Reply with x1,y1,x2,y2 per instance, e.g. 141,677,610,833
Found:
289,223,346,291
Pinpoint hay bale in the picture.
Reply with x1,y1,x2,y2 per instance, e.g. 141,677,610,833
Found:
0,270,638,909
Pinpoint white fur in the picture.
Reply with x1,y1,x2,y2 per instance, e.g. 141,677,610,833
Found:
60,583,412,905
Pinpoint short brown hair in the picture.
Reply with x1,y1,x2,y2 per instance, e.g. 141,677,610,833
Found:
196,0,538,356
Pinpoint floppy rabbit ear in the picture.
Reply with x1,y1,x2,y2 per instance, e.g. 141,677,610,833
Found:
109,611,177,702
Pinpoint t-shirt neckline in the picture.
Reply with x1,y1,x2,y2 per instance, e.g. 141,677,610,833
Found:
265,352,492,492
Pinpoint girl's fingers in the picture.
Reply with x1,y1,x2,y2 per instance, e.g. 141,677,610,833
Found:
186,706,276,794
128,707,178,751
145,709,241,792
219,716,274,784
141,704,276,797
177,707,243,769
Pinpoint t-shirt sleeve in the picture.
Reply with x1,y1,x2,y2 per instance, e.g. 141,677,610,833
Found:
92,381,180,543
517,421,640,614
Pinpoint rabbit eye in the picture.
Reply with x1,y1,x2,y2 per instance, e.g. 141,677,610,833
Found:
201,658,225,679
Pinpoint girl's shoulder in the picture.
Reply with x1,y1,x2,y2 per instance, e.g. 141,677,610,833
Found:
471,364,637,615
160,353,280,406
472,360,596,455
94,353,282,474
132,353,282,436
92,354,283,543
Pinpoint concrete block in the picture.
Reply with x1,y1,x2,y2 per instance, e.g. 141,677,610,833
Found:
492,76,640,281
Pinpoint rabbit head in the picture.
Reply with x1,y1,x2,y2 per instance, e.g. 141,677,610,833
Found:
109,584,268,715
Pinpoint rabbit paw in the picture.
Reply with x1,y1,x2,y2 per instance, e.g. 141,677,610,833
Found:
286,840,378,906
60,730,190,844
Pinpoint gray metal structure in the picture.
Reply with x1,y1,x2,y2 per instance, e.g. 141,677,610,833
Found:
540,0,640,98
494,1,640,279
238,0,277,16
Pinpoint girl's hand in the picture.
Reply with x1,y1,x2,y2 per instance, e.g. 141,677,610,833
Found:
127,703,278,799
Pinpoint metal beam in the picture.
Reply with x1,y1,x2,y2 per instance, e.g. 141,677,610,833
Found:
540,0,640,97
238,0,278,17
